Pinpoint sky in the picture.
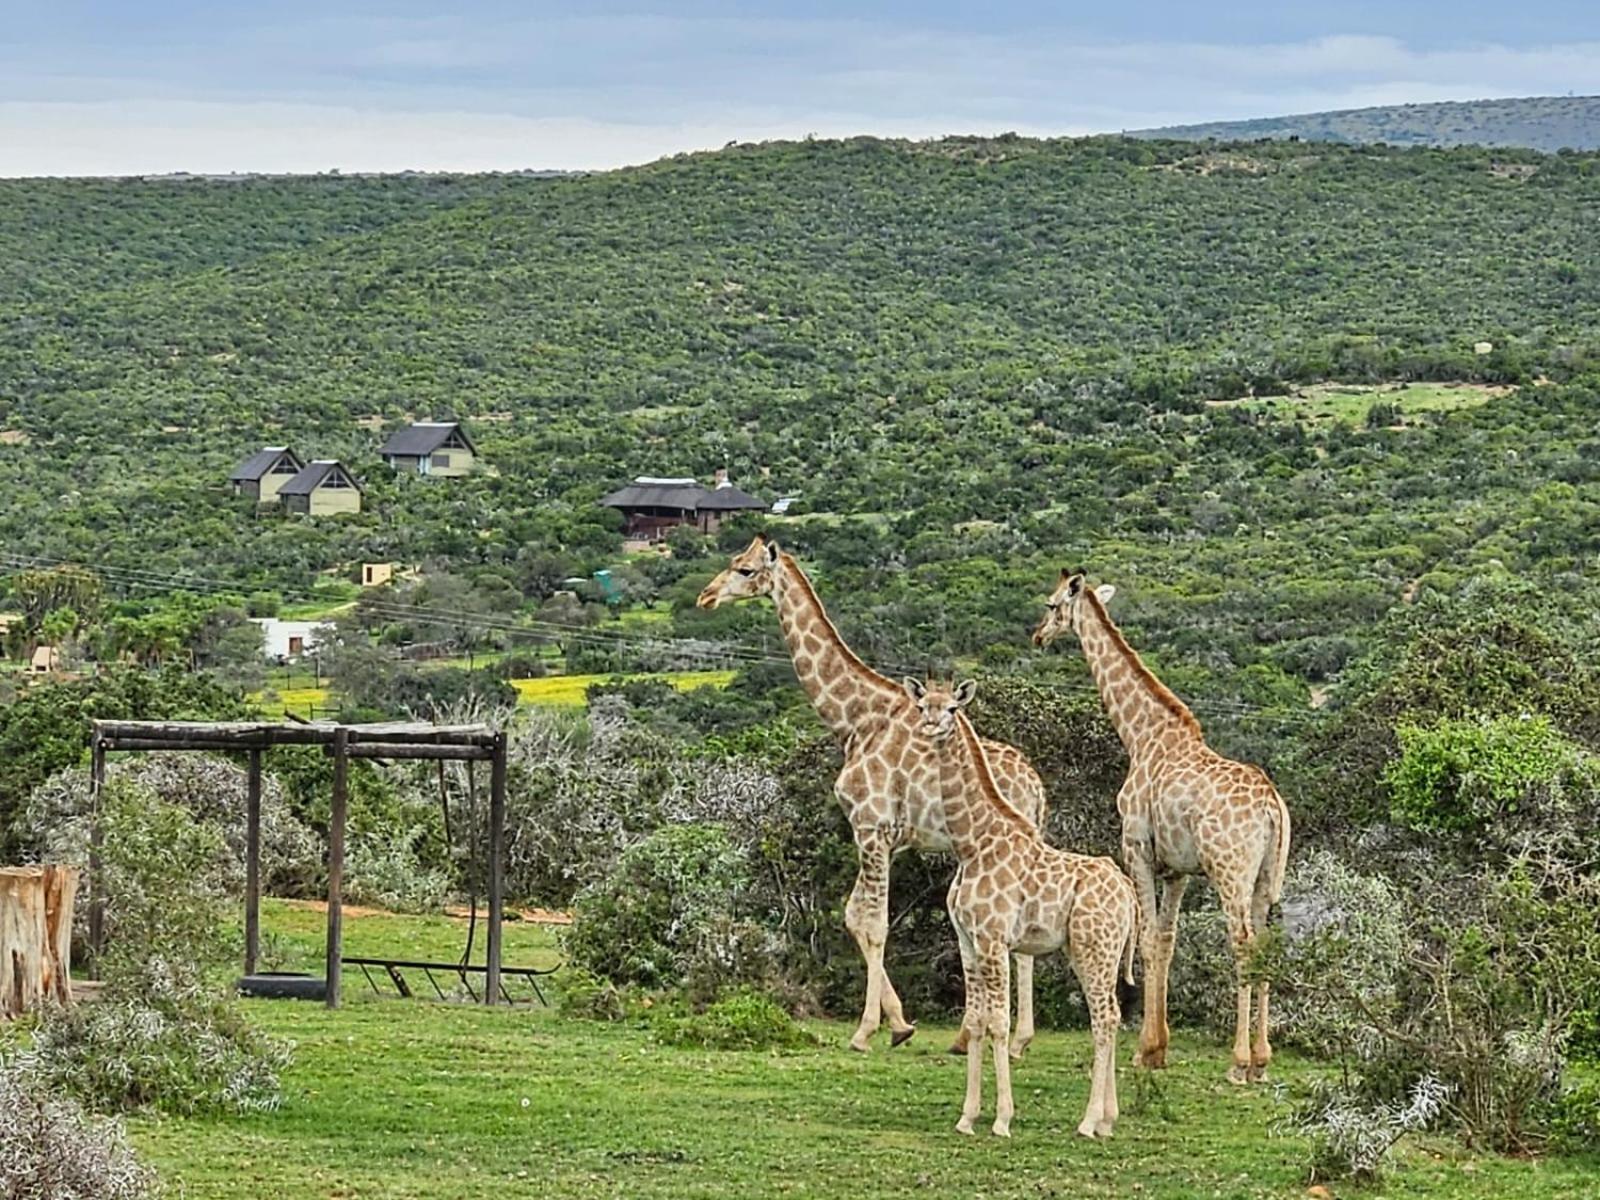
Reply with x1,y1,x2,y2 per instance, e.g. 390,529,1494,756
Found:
2,1,1598,176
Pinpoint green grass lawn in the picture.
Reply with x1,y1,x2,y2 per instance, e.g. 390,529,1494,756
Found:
127,905,1598,1200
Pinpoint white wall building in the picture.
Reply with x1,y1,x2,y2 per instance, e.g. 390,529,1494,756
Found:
250,618,333,662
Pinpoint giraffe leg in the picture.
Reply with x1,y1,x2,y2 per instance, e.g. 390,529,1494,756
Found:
1147,876,1189,1069
1220,890,1256,1085
844,836,908,1052
948,875,974,1055
982,943,1015,1137
1249,887,1273,1082
1009,953,1035,1060
955,926,984,1135
1072,912,1124,1137
1123,840,1164,1068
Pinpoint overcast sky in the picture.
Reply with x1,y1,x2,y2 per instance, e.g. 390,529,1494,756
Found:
2,2,1597,176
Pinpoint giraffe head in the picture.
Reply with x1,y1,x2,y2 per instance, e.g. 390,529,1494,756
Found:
902,677,977,742
1032,571,1116,647
696,535,780,609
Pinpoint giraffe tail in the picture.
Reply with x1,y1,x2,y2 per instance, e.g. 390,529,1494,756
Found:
1121,883,1138,987
1268,793,1292,906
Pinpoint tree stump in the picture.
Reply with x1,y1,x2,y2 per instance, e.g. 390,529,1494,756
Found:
0,865,80,1019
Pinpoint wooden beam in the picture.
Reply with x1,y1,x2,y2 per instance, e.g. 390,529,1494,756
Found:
88,736,105,979
244,748,262,977
338,743,496,761
104,737,275,753
326,727,348,1010
485,731,507,1006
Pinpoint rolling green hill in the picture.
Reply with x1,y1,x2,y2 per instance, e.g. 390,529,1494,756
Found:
2,135,1599,705
1132,94,1600,152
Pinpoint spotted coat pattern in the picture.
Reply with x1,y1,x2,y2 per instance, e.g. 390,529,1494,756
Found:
910,680,1136,1139
1034,572,1292,1083
698,536,1047,1052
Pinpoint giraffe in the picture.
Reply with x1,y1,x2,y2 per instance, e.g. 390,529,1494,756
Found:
1032,571,1292,1083
906,678,1136,1138
697,535,1047,1054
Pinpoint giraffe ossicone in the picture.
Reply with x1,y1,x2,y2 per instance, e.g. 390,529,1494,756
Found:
698,536,1047,1055
908,677,1137,1138
1034,571,1291,1083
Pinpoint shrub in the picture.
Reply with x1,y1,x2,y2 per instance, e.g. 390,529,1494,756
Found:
650,989,819,1052
1280,1073,1449,1184
565,824,772,994
1386,715,1598,853
1167,851,1404,1055
0,1058,162,1199
27,981,292,1117
24,785,293,1117
345,825,451,913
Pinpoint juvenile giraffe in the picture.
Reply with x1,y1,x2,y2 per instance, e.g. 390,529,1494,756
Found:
1033,572,1291,1083
698,536,1046,1053
907,678,1136,1139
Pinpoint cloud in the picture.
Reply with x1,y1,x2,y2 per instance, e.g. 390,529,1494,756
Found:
3,17,1599,174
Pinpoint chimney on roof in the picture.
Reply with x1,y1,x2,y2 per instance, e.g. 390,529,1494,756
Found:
713,467,730,489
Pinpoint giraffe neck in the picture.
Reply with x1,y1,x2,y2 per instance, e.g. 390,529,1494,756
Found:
771,554,899,742
1074,591,1202,761
938,712,1032,857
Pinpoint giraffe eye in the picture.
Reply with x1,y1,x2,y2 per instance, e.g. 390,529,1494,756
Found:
735,567,754,577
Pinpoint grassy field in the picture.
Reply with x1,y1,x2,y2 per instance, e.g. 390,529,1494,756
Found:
125,904,1598,1200
1207,381,1511,425
507,669,737,708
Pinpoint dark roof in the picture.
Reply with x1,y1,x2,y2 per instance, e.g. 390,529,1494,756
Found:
229,446,300,482
698,484,767,511
599,478,766,512
379,421,475,457
279,460,362,496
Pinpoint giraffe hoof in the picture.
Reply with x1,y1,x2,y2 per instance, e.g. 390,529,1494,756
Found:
1133,1047,1166,1070
890,1025,916,1048
1248,1063,1270,1083
992,1120,1012,1138
947,1040,968,1056
955,1118,976,1136
1095,1122,1116,1139
1227,1063,1252,1086
847,1036,872,1054
1076,1120,1098,1139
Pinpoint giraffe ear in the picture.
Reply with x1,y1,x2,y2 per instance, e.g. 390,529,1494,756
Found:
1094,584,1116,604
763,539,780,566
901,677,926,702
953,679,977,708
1064,573,1085,598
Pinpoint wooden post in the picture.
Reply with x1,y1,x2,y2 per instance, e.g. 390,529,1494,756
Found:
485,731,507,1006
325,727,348,1009
245,748,262,977
88,735,106,979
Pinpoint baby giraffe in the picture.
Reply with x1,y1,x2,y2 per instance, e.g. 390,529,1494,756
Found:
907,678,1137,1139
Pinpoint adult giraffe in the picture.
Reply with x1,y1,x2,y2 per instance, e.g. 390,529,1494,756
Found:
1033,571,1291,1083
698,535,1046,1053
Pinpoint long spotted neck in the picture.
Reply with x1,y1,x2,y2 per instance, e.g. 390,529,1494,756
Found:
1074,591,1202,762
770,554,899,743
938,712,1032,857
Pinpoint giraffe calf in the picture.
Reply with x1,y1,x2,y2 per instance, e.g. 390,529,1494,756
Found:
908,678,1138,1138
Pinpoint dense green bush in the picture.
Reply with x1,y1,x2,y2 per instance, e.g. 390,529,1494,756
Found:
649,990,819,1052
565,824,771,994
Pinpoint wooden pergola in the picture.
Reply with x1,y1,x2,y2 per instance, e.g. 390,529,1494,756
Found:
88,719,509,1009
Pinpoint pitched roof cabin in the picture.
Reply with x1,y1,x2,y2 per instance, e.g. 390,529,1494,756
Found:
379,421,477,477
599,470,766,540
229,446,305,503
278,460,363,517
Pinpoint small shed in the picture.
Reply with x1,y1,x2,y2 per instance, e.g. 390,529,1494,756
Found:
229,447,305,503
279,460,362,517
250,618,332,662
29,645,62,675
380,422,477,477
599,470,765,540
361,563,395,587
